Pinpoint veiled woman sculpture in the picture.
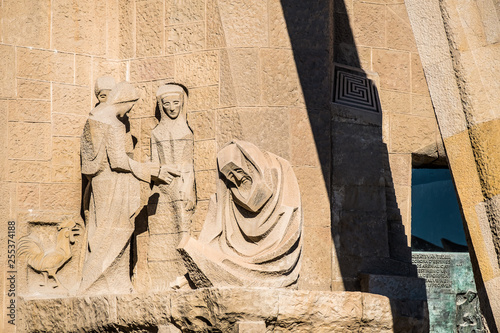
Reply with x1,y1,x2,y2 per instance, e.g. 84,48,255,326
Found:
80,82,166,294
147,83,196,290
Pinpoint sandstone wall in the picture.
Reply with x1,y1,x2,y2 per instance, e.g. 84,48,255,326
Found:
330,0,438,290
0,0,438,331
334,0,439,245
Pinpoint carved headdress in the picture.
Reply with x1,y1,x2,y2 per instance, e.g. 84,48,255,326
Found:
107,82,140,105
94,76,116,97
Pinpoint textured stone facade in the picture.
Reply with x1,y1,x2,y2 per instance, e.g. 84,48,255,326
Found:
0,0,451,331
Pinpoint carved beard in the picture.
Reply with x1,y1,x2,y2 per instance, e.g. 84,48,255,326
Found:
230,171,272,213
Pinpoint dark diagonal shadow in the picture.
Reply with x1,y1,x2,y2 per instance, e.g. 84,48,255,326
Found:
280,0,428,329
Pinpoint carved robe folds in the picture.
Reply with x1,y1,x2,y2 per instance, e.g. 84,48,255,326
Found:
147,84,196,290
80,82,156,295
178,141,303,288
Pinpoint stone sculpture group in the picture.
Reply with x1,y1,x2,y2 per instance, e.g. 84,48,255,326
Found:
20,78,303,296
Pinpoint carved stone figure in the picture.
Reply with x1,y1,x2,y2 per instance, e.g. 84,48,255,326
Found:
17,219,80,289
80,82,166,295
147,83,196,289
94,76,116,106
176,140,303,288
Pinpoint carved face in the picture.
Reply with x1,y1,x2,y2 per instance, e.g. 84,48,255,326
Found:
219,154,272,213
161,93,183,119
97,89,111,103
220,162,253,203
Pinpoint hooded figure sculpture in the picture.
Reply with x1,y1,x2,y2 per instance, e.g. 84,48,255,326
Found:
147,83,196,289
177,140,303,288
80,82,164,294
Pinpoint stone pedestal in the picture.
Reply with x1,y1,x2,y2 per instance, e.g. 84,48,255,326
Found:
18,288,428,332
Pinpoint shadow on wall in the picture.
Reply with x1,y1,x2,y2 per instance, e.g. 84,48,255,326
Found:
280,0,427,327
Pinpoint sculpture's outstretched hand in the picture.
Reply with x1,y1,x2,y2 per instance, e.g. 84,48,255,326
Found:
156,165,181,185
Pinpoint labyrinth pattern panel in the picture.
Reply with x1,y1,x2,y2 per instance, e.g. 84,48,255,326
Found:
332,66,381,113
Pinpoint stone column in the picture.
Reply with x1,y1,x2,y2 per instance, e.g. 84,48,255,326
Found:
407,0,500,330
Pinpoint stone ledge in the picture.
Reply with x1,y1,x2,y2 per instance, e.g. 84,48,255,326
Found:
18,288,428,332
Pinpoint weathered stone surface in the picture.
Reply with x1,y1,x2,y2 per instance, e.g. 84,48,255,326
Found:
191,199,209,234
386,4,418,52
372,49,410,92
294,167,330,228
332,122,385,186
166,0,205,25
234,321,266,333
92,58,127,84
148,234,187,262
299,226,332,291
380,89,411,114
390,114,437,153
8,160,51,183
75,55,92,87
0,102,7,184
52,137,80,165
8,122,51,160
388,154,411,186
194,170,217,201
130,57,174,82
51,0,106,55
18,289,429,332
290,108,323,167
261,49,302,106
52,113,87,137
166,22,205,54
411,93,434,118
411,53,429,95
239,107,291,160
19,297,73,332
16,183,40,210
269,0,291,48
221,48,261,106
189,110,216,141
0,45,16,98
39,183,80,212
2,0,50,49
67,295,116,332
360,274,426,301
129,82,154,119
136,0,164,57
194,140,217,171
188,86,219,113
216,108,243,145
17,79,51,100
106,0,135,59
53,84,91,116
278,1,330,51
17,48,74,84
51,164,80,183
206,0,226,49
8,99,51,123
218,0,268,48
175,51,219,87
353,1,386,48
116,293,171,328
